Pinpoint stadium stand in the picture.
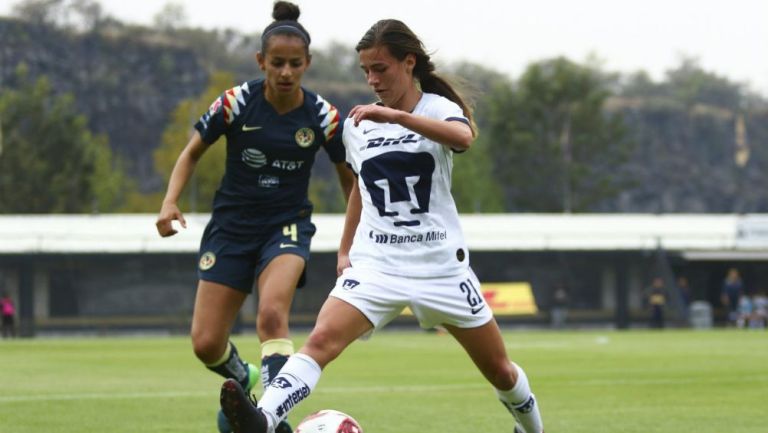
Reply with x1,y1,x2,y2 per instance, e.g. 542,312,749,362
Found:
2,214,767,335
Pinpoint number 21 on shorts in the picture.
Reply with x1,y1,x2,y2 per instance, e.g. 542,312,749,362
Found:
460,278,486,314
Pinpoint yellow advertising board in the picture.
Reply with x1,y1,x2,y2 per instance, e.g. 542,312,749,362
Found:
481,282,538,315
402,281,537,316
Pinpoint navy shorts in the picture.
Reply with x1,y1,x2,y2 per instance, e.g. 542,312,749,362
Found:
197,216,317,293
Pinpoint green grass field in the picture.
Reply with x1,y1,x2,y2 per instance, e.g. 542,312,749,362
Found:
1,329,766,432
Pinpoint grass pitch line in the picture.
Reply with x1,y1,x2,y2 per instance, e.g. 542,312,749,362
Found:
316,383,489,394
6,374,766,404
0,390,210,403
574,375,768,386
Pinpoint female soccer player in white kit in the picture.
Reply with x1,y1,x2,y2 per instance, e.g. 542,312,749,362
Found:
220,19,545,433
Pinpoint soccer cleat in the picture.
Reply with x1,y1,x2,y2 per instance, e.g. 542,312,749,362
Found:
218,363,260,433
220,378,270,433
218,410,233,433
275,420,293,433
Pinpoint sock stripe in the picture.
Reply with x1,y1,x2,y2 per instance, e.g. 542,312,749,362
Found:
261,338,295,357
205,341,233,367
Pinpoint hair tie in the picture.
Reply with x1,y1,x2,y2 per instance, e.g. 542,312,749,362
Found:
261,23,310,47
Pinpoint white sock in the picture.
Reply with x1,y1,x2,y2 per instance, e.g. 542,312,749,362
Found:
496,363,544,433
258,353,322,428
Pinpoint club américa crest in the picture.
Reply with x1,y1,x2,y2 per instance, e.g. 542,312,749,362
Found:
294,127,315,148
199,252,216,270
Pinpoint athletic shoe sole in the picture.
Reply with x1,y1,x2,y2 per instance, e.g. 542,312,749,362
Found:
220,379,268,433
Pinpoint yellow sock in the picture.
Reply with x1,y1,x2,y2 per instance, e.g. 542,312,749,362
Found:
205,341,232,367
261,338,294,358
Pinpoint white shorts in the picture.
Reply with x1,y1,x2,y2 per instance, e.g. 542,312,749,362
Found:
329,266,493,332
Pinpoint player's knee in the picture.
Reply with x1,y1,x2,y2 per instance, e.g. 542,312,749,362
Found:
303,328,342,367
488,360,517,390
190,330,224,363
256,305,288,337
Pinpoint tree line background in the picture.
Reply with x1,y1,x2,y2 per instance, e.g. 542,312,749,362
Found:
1,0,767,215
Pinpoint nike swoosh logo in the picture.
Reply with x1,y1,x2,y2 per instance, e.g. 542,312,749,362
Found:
363,128,378,134
471,305,486,315
280,243,298,248
242,125,262,132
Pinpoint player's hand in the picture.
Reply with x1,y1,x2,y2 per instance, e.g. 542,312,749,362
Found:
155,202,187,237
348,103,398,126
336,253,352,277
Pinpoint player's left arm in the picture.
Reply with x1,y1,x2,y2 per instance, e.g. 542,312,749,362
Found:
334,162,355,203
337,176,362,276
348,103,473,151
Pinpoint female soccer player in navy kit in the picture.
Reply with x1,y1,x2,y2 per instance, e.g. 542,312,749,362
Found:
219,19,545,433
155,2,353,432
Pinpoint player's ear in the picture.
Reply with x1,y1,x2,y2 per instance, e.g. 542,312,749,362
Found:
256,51,266,71
305,53,312,68
404,53,416,75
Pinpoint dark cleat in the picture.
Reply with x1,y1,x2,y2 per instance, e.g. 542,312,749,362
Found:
220,379,269,433
218,363,259,433
275,420,293,433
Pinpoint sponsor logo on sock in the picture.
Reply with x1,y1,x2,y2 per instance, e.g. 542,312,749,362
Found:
514,395,536,414
261,365,271,390
275,384,311,418
271,377,292,389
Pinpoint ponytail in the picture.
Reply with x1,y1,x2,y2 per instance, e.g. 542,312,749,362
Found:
357,19,476,135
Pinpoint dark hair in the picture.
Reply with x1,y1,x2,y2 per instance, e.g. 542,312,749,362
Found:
260,1,311,54
356,19,475,134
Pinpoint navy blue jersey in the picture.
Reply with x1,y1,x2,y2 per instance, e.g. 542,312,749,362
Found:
195,79,345,234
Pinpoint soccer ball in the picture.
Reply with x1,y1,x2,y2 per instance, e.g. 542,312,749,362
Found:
295,409,363,433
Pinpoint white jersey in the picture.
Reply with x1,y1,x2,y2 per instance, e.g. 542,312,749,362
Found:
343,93,470,277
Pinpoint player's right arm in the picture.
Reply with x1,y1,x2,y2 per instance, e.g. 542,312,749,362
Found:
156,131,211,237
336,176,362,276
348,102,473,151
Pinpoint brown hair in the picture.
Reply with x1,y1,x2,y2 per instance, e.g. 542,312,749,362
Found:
356,19,475,134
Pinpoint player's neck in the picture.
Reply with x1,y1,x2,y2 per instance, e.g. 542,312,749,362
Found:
265,88,304,115
389,88,422,113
